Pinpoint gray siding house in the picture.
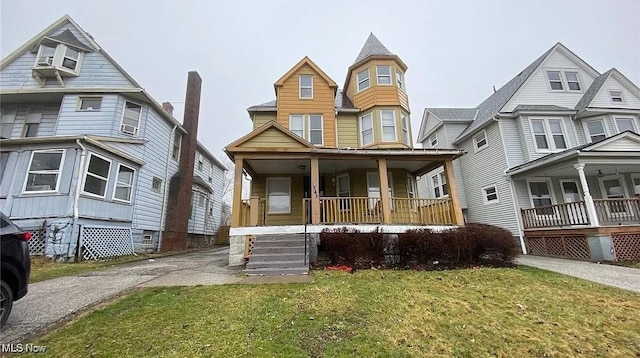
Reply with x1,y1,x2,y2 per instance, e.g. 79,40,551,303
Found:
0,15,226,260
417,43,640,262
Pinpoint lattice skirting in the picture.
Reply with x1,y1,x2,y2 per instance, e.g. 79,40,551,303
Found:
526,235,591,260
611,233,640,261
81,226,134,261
27,229,46,255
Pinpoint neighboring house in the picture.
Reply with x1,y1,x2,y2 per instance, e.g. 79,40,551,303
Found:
0,15,226,260
417,42,640,262
225,34,465,268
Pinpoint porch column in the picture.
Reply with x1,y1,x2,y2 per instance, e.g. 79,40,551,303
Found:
310,156,321,224
574,163,599,227
377,159,392,224
249,196,259,226
444,159,464,225
231,156,244,228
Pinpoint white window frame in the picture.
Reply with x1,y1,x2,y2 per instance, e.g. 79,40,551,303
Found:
120,100,142,136
22,107,42,138
597,174,632,218
34,43,84,75
482,184,499,205
142,231,153,245
376,65,391,85
530,118,568,152
431,171,448,199
584,119,607,143
77,97,102,111
614,116,637,134
406,175,416,200
473,130,488,152
113,163,135,203
172,133,181,161
336,173,351,211
22,149,66,193
308,115,324,146
152,177,162,192
526,178,556,216
559,179,582,203
429,133,438,147
289,114,323,145
357,68,370,92
630,173,640,195
299,74,313,99
609,90,624,104
401,113,409,145
82,152,112,199
380,109,397,142
359,112,373,146
266,177,291,214
396,70,405,90
545,69,583,92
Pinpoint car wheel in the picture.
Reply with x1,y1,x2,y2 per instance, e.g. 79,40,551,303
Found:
0,280,14,327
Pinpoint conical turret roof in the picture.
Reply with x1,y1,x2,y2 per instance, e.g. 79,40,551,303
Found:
353,33,394,65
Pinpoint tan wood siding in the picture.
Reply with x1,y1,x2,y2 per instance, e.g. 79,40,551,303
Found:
276,64,336,147
253,114,276,130
346,60,407,111
336,113,358,148
239,127,308,148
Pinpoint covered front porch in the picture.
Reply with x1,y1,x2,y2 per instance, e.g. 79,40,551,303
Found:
507,132,640,261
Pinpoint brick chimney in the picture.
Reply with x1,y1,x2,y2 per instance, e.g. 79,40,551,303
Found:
161,72,202,252
162,101,174,115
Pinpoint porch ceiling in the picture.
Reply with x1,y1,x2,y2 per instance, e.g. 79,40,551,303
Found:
512,159,640,179
245,158,440,175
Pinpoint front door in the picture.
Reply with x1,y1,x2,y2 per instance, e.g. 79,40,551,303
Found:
560,180,586,224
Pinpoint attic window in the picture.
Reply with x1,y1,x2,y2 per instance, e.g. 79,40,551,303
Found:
565,72,581,91
609,90,624,103
37,45,56,65
547,71,563,90
429,134,438,147
34,43,83,74
299,75,313,99
62,47,80,70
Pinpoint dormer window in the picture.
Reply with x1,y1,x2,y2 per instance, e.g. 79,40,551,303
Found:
357,69,370,91
609,90,624,103
62,47,80,71
34,43,84,75
299,75,313,99
37,45,56,66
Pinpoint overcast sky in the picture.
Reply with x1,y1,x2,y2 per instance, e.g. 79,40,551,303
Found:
2,0,639,164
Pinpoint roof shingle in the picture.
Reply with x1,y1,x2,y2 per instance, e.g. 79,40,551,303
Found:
353,33,394,65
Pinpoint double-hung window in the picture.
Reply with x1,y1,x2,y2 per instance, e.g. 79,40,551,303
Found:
289,115,323,145
396,70,405,90
565,72,581,91
474,130,488,152
401,114,409,145
120,101,142,135
546,70,582,92
359,113,373,146
432,171,448,198
609,90,624,103
376,65,391,85
83,153,111,198
585,119,606,142
114,164,135,202
172,133,181,160
547,71,564,90
380,110,396,141
531,118,567,151
357,69,370,91
34,43,83,75
528,180,554,215
267,178,290,214
299,75,313,99
23,150,65,193
615,117,636,133
62,47,80,71
483,184,499,205
23,107,42,138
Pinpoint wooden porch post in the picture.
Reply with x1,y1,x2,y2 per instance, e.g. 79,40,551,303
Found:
377,159,392,224
310,156,320,224
231,156,244,228
249,196,259,226
444,159,464,225
574,163,599,227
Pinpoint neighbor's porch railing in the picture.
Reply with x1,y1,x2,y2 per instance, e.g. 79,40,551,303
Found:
302,197,455,225
521,198,640,229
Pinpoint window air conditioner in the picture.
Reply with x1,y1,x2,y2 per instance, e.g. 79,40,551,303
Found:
120,124,138,135
37,57,54,66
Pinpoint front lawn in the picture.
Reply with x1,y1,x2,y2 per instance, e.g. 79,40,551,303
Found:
21,267,640,357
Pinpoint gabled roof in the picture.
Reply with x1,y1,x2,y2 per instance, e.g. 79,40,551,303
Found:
36,29,94,52
353,33,394,65
426,108,477,121
574,69,613,111
506,131,640,176
225,120,316,153
453,42,601,144
274,56,337,94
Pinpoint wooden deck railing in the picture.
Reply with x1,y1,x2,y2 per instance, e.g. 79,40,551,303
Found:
521,198,640,229
302,197,455,225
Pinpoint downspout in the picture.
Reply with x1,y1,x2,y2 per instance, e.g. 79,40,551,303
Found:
157,124,178,252
73,138,87,260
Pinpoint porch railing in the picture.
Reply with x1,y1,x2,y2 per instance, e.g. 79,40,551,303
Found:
302,197,455,225
521,198,640,229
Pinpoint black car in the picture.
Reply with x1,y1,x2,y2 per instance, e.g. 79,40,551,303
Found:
1,213,31,326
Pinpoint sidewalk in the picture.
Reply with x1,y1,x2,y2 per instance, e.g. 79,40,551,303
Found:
517,255,640,293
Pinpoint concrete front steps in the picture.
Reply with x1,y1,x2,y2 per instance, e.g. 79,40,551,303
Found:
244,234,309,276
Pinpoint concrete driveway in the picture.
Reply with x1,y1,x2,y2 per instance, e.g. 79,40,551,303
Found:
517,255,640,293
0,247,243,344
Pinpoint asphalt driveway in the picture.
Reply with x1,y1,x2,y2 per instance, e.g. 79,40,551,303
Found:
0,247,243,344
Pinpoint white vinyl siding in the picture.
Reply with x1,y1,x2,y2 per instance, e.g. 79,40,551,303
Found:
473,130,488,152
483,184,499,205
